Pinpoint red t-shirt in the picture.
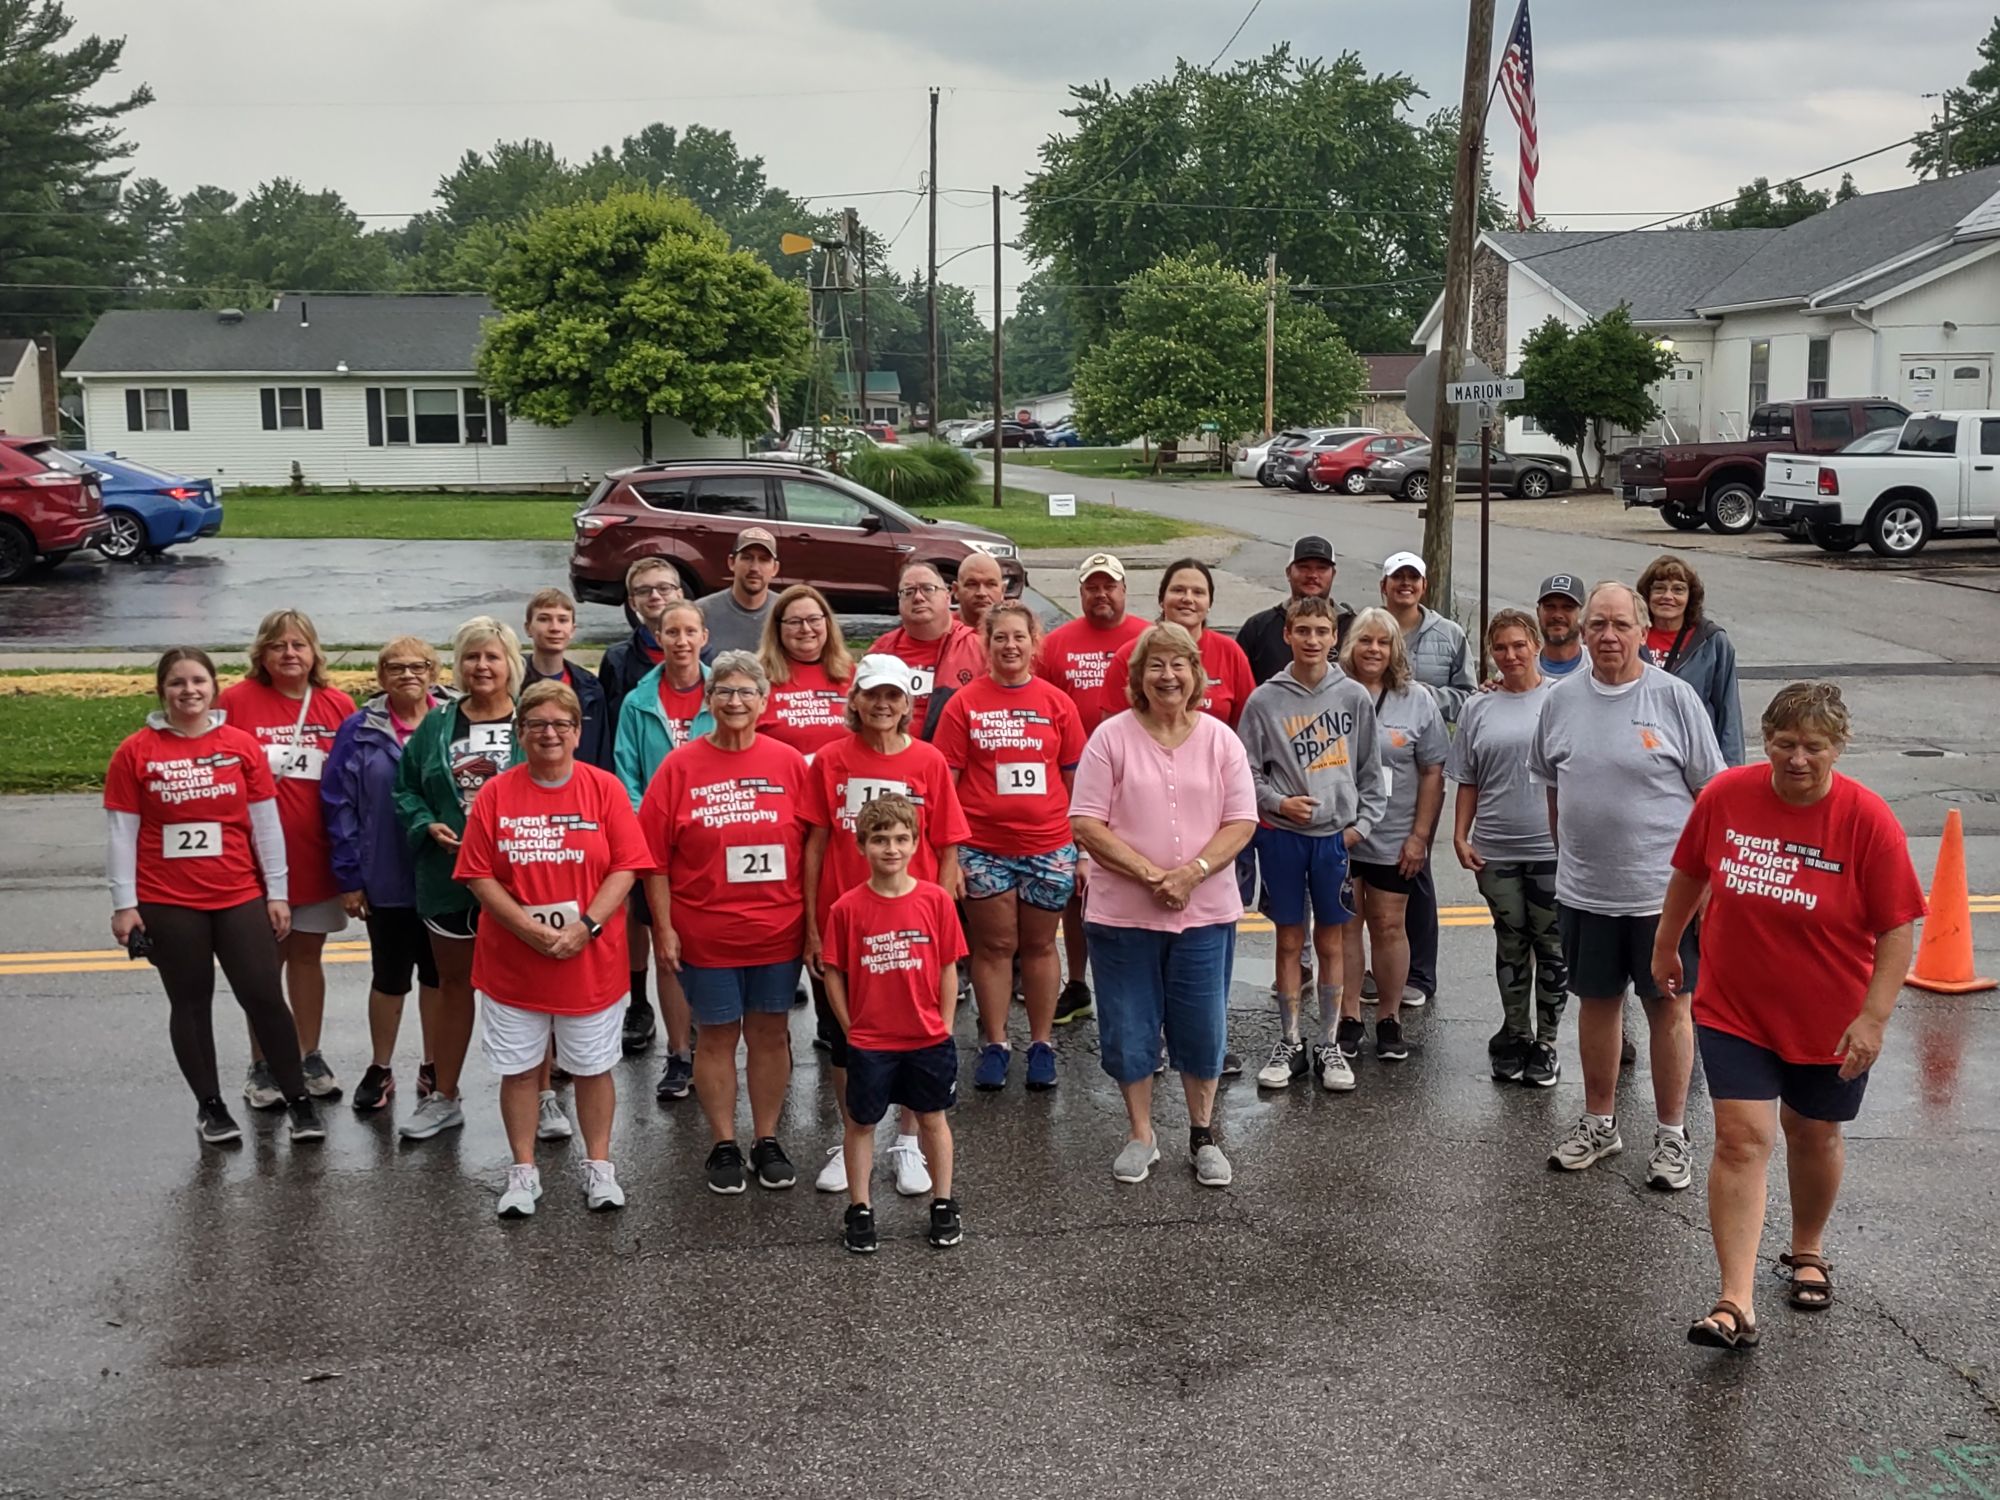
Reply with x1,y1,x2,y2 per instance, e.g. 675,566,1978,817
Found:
453,764,651,1015
637,734,810,968
800,734,971,932
1099,628,1255,729
824,879,969,1050
658,673,706,746
868,622,983,728
216,680,357,906
1671,767,1927,1063
104,722,278,909
759,658,851,757
1646,625,1682,662
1038,614,1149,733
932,675,1085,856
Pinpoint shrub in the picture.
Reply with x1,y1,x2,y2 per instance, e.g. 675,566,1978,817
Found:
846,443,979,506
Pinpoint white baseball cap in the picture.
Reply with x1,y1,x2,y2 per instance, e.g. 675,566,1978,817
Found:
852,654,913,694
1381,550,1428,578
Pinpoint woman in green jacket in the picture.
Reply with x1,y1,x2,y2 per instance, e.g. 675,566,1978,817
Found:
394,615,524,1140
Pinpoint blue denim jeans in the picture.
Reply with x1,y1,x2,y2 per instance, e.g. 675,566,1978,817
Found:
1086,921,1235,1084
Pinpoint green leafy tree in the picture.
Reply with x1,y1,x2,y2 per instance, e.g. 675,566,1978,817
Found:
1508,306,1677,488
1021,45,1499,354
0,0,150,352
1693,173,1858,229
170,178,403,304
1003,270,1080,401
1911,17,2000,177
1072,252,1366,455
475,189,811,459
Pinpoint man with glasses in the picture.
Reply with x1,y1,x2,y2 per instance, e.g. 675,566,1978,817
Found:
868,559,984,740
952,553,1008,635
696,527,780,658
600,558,685,732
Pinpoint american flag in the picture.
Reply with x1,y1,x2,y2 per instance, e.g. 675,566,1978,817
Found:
1498,0,1537,229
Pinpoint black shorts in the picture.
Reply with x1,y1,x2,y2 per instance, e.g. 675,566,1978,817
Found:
845,1039,958,1125
1348,859,1418,897
1558,905,1697,1002
423,906,479,942
810,971,849,1068
628,885,652,928
1698,1024,1868,1123
366,906,438,995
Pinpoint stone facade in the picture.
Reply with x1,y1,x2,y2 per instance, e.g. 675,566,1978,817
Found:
1357,394,1418,434
1471,245,1509,373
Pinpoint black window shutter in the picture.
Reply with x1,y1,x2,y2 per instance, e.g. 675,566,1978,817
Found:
490,402,507,446
125,389,142,431
259,388,278,430
170,389,190,431
364,388,383,447
305,389,323,430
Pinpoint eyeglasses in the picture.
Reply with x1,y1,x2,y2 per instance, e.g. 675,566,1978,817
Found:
709,686,761,702
382,661,433,677
631,583,682,599
781,614,828,631
897,584,945,599
522,718,578,735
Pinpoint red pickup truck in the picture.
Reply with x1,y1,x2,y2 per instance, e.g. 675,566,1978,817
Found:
1618,398,1908,535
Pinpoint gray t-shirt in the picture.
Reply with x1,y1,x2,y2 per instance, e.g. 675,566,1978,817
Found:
696,589,774,659
1527,665,1727,915
1352,684,1448,866
1446,680,1556,862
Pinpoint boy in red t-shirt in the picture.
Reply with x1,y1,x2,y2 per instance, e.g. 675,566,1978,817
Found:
822,794,968,1254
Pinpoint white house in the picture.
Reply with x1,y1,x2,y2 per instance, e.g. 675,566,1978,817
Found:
64,294,745,490
1017,389,1074,425
1415,165,2000,467
0,338,46,438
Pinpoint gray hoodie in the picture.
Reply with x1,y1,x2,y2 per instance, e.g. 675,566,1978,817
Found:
1236,665,1388,840
1404,606,1477,727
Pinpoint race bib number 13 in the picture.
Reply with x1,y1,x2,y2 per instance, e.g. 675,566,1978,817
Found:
727,845,787,884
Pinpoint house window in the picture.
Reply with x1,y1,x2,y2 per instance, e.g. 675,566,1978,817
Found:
412,389,459,444
383,389,409,444
259,387,323,431
125,387,189,433
1747,340,1771,410
1807,337,1830,400
364,387,506,447
1519,413,1544,434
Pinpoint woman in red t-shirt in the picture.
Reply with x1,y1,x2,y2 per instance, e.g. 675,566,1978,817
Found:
216,609,357,1106
1098,559,1255,729
756,583,854,758
639,650,812,1197
1655,683,1926,1351
105,649,324,1146
455,681,651,1219
933,602,1085,1094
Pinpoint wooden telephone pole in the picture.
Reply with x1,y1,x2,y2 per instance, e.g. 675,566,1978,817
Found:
1263,251,1278,436
992,186,1004,508
926,87,940,435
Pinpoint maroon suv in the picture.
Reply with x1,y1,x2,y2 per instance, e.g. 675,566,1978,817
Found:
568,459,1027,611
0,436,111,584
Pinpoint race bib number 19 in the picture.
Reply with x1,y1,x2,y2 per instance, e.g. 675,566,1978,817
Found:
163,822,222,859
727,845,787,884
997,762,1045,797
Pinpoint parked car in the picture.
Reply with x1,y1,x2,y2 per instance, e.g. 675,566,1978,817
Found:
569,459,1026,611
1307,433,1428,495
1233,428,1309,485
958,420,1040,449
854,422,899,444
1759,410,2000,557
1757,426,1900,539
1275,427,1383,490
0,436,111,584
64,449,224,560
1366,442,1574,503
1617,398,1908,536
761,426,880,464
1043,418,1083,447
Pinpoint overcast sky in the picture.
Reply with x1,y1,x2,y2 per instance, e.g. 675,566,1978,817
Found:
88,0,1995,330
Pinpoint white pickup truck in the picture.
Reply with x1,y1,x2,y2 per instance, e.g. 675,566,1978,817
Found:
1761,410,2000,556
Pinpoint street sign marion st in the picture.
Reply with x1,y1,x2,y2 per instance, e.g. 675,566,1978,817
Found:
1447,378,1525,405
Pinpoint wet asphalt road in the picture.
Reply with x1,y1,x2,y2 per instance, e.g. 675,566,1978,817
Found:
2,794,1996,1498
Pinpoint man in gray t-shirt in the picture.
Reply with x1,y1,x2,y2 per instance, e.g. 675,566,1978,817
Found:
1529,582,1725,1192
696,525,778,660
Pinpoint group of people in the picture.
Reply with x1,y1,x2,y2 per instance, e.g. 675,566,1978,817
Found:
105,523,1927,1335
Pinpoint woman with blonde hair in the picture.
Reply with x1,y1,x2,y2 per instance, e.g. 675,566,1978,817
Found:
393,615,524,1140
218,609,357,1107
757,583,855,758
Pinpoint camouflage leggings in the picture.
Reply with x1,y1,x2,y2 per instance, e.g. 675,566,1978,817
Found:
1475,860,1567,1043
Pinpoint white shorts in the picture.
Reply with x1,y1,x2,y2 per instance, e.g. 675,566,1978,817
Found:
288,897,350,936
478,991,627,1077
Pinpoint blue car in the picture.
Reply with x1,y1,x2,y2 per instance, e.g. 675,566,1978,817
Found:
1045,425,1083,447
70,450,224,560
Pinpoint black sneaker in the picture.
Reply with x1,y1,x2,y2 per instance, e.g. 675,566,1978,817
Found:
1490,1030,1528,1081
654,1052,693,1102
844,1203,878,1255
1335,1016,1366,1059
352,1063,395,1112
286,1097,327,1143
416,1060,437,1100
749,1137,796,1190
196,1097,242,1145
928,1197,964,1248
1053,980,1094,1025
1522,1040,1561,1088
705,1140,747,1195
1375,1017,1409,1062
622,1001,657,1056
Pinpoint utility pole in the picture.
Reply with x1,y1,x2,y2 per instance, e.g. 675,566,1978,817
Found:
855,219,869,429
1263,251,1278,436
1421,0,1497,616
992,186,1004,509
927,87,940,436
1944,93,1954,176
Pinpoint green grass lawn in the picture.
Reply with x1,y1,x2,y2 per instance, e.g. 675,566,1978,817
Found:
915,487,1212,549
997,447,1234,481
0,693,149,792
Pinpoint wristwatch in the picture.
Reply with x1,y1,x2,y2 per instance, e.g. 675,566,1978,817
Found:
580,914,603,940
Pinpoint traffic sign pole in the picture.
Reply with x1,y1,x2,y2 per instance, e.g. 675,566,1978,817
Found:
1480,413,1493,676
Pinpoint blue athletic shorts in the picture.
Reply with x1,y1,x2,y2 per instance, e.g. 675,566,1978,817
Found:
846,1039,958,1125
1698,1024,1868,1123
960,843,1077,912
681,959,804,1027
1253,824,1355,928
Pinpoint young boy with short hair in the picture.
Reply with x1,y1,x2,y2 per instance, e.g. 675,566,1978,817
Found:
523,587,611,771
822,793,967,1254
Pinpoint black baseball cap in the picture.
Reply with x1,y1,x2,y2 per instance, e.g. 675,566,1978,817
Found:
1538,573,1584,605
1291,535,1336,565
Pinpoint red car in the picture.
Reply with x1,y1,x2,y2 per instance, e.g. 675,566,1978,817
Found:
1309,433,1428,495
0,436,111,584
856,422,899,443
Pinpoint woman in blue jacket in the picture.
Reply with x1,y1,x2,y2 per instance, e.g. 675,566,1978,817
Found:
323,637,452,1112
1638,555,1745,765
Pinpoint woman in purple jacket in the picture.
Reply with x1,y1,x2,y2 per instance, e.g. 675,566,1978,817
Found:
322,638,450,1112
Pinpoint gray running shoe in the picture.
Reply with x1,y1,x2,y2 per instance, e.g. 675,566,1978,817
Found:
1647,1129,1694,1192
1191,1141,1233,1187
300,1050,342,1100
1112,1137,1161,1183
582,1159,625,1211
1549,1114,1623,1172
497,1164,541,1219
398,1091,465,1141
242,1061,284,1111
536,1091,573,1142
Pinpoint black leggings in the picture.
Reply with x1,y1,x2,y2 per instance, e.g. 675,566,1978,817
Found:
139,899,306,1104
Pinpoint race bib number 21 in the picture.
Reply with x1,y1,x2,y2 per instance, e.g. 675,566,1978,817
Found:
727,845,787,884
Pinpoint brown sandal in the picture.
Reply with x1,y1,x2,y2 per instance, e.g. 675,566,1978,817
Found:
1687,1299,1761,1350
1780,1252,1834,1311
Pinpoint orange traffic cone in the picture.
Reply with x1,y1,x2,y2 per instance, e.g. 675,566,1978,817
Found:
1907,809,1996,995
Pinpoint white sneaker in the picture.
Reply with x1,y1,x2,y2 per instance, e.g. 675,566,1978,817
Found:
1399,985,1428,1008
497,1164,542,1219
397,1091,464,1141
582,1159,625,1211
1315,1042,1356,1092
536,1090,573,1141
889,1135,932,1196
814,1145,849,1193
1256,1037,1307,1089
1647,1128,1693,1191
1549,1114,1624,1171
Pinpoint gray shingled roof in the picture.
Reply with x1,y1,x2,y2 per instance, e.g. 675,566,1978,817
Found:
0,338,32,375
1485,228,1779,322
1694,165,2000,311
1830,239,1997,306
66,295,495,375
